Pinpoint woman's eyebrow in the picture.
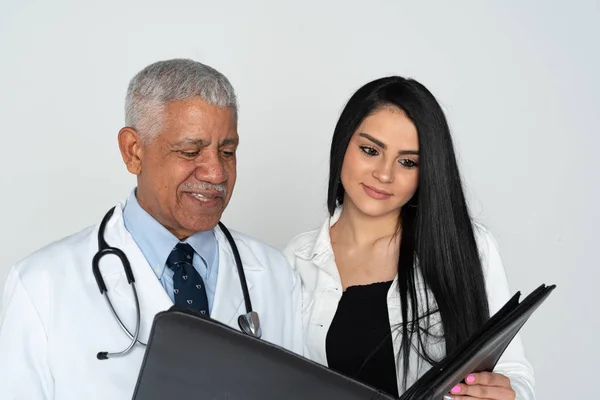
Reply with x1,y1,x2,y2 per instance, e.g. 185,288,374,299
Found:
358,133,419,155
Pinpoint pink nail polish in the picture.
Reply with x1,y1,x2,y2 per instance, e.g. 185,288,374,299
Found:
466,375,475,384
451,384,461,393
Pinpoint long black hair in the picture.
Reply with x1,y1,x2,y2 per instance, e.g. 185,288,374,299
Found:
327,76,490,389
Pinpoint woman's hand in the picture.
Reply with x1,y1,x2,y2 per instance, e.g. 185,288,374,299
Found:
445,372,515,399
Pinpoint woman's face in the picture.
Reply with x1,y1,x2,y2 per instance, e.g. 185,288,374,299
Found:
340,106,420,218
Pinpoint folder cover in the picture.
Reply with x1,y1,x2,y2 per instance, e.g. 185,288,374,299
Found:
132,308,396,399
399,283,555,399
132,283,554,400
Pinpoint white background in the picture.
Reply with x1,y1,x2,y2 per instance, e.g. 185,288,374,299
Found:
1,1,598,398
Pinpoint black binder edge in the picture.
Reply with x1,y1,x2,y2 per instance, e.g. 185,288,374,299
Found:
132,305,397,400
400,283,556,399
133,284,555,400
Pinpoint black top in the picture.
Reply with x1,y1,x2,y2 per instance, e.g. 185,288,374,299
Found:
325,281,399,397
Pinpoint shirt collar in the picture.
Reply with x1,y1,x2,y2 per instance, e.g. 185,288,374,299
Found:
122,188,218,277
295,204,343,260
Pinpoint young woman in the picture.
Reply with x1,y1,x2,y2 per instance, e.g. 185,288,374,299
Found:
284,76,534,399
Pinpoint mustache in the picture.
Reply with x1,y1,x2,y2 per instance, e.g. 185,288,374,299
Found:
181,182,227,196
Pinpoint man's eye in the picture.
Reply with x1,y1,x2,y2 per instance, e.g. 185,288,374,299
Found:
360,146,378,156
399,159,418,168
180,151,199,158
222,150,235,157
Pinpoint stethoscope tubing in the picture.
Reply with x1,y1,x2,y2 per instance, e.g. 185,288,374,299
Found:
93,206,260,360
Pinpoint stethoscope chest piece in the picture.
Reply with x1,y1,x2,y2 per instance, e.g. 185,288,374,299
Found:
238,311,262,338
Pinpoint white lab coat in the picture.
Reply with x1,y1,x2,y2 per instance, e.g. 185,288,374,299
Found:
0,201,303,399
283,206,535,399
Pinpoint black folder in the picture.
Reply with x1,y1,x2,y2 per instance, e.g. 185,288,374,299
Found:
131,308,396,399
399,283,555,399
132,283,555,400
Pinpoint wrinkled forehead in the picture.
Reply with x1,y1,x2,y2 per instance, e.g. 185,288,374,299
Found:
155,98,238,141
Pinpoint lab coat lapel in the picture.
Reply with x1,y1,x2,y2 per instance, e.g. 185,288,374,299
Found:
99,203,173,343
294,207,342,285
210,226,259,328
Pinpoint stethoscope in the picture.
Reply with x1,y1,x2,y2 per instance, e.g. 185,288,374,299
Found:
91,206,261,360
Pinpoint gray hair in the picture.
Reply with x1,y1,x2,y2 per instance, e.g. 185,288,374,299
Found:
125,58,238,143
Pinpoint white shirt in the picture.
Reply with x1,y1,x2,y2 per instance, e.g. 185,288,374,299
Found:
283,205,535,399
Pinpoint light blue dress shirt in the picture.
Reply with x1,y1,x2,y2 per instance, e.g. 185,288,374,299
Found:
122,188,219,312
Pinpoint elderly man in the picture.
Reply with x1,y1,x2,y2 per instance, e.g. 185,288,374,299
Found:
0,59,303,399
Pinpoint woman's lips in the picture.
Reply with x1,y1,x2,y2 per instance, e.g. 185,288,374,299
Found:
362,184,392,200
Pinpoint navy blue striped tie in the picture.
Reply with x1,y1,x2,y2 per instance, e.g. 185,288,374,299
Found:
166,243,210,316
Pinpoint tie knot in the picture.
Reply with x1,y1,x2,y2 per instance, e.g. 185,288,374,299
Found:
166,242,195,270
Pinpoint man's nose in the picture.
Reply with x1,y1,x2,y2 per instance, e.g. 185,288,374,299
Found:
194,151,227,184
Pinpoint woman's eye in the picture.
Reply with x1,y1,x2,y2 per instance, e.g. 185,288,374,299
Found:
399,159,418,168
360,146,378,156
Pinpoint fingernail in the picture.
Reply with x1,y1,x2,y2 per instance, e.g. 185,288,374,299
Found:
466,375,475,384
443,395,454,400
451,384,461,394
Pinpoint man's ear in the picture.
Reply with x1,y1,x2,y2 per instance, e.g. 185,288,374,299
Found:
118,127,143,175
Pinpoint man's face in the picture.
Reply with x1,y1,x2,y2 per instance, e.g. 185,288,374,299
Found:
120,98,238,239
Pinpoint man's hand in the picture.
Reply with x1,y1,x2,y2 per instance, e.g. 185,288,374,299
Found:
445,372,515,399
